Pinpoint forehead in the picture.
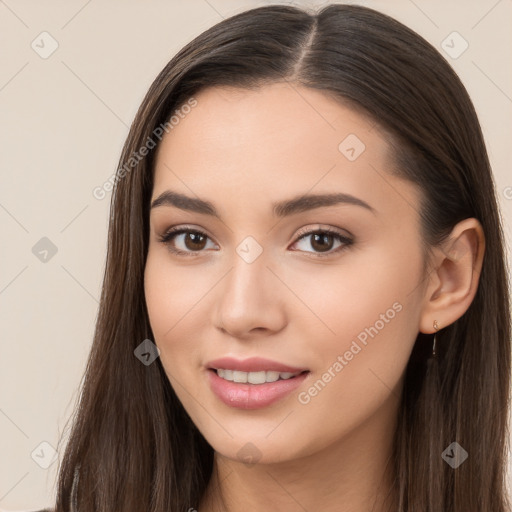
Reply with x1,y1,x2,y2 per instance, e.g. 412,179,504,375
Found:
152,83,421,222
158,83,378,159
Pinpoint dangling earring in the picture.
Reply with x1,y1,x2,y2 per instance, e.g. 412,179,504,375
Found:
432,319,439,357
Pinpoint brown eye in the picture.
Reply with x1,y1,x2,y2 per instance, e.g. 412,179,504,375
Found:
158,227,217,256
310,232,336,252
292,228,353,258
182,232,207,251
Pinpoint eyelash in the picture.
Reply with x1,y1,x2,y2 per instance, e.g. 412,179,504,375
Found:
157,225,353,259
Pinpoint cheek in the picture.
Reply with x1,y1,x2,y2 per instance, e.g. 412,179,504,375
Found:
294,311,415,457
291,247,423,435
144,246,214,329
143,252,205,371
280,240,422,353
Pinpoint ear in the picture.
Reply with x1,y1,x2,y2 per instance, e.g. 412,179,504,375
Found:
418,218,485,334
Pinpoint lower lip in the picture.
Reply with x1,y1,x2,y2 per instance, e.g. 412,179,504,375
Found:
207,369,310,410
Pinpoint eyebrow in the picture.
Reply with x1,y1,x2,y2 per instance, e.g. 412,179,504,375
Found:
150,190,376,218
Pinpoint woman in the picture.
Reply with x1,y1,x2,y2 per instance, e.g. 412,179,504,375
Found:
50,3,510,511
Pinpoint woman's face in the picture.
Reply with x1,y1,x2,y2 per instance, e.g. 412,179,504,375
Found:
145,82,428,464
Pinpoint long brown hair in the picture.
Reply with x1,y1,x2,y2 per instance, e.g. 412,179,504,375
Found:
54,4,511,511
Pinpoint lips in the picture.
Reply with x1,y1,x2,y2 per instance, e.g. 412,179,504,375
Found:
206,368,310,409
206,356,308,373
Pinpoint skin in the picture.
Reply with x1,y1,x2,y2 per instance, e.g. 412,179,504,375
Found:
144,82,485,512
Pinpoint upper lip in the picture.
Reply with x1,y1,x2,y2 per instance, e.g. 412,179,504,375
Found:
206,357,308,373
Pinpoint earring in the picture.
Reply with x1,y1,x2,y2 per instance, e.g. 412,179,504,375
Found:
432,319,439,357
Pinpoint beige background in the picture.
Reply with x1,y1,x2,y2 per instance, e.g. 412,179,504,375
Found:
0,0,511,510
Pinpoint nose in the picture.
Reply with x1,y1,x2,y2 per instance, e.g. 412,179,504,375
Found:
213,249,287,339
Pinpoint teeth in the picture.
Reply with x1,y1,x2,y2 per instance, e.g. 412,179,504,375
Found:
216,369,302,384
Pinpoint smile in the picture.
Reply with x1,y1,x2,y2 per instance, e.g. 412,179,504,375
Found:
215,368,304,384
207,368,310,409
